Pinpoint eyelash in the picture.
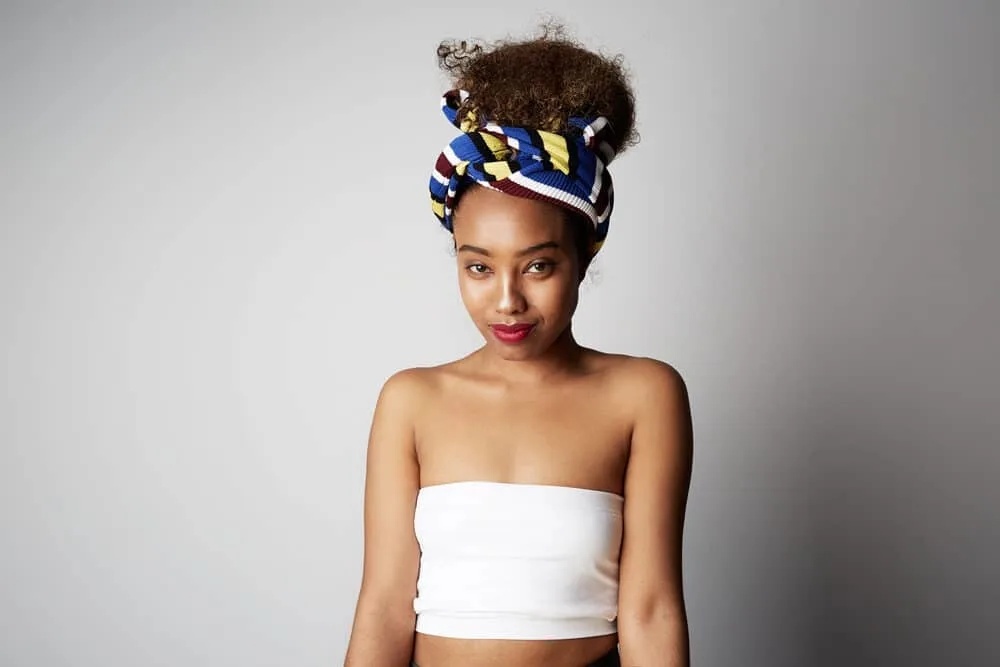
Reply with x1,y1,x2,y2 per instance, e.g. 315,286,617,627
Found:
466,261,555,275
527,261,554,273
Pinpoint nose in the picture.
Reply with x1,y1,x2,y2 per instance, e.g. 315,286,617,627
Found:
495,272,527,315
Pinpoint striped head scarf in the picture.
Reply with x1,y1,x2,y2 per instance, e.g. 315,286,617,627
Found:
429,89,617,256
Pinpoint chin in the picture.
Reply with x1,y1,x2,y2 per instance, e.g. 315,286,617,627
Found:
491,345,539,361
482,333,545,360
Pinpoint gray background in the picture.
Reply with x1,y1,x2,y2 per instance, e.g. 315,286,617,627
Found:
2,1,998,665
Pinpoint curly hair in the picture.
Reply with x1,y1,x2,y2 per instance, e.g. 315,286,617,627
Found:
437,22,638,157
437,23,637,278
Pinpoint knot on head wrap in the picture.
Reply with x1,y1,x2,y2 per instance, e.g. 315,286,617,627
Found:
429,89,617,256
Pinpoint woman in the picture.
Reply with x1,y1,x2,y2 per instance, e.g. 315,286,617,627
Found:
345,26,693,667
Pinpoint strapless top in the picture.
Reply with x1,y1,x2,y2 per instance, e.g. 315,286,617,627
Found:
412,481,624,640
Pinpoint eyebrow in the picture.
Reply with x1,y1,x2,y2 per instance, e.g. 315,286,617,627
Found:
457,241,561,258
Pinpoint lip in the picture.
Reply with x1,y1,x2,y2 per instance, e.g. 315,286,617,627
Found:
489,322,536,344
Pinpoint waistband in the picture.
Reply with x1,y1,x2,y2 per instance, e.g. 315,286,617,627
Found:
415,611,617,641
411,645,620,667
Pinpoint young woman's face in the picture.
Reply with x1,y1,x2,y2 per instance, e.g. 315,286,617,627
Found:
452,185,582,361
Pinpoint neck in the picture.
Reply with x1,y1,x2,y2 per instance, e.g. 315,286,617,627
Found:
476,325,585,385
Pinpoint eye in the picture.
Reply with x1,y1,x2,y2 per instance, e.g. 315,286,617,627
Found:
526,261,555,274
466,263,491,275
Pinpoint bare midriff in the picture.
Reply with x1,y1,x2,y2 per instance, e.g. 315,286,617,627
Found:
412,632,618,667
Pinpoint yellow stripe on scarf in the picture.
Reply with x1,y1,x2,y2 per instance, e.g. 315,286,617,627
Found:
459,110,479,133
479,132,512,160
538,131,571,175
482,160,513,179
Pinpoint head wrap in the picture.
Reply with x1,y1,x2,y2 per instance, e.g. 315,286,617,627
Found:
429,89,617,256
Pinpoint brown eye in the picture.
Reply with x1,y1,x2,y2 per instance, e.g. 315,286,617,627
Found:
467,263,491,275
526,261,554,273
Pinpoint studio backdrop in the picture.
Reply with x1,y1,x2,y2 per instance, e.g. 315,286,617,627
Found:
2,2,997,666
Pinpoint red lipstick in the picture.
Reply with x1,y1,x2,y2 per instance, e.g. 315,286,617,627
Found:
489,322,536,344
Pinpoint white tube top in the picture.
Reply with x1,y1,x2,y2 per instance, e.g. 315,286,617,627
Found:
412,481,624,640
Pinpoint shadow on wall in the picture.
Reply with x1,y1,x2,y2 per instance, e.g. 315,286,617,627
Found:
796,374,998,666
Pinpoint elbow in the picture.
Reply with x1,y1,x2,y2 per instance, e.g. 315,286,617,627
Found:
355,587,416,629
619,601,688,638
345,594,416,667
618,599,690,666
620,594,687,625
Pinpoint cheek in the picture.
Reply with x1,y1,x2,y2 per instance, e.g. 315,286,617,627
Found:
529,278,578,315
457,273,489,311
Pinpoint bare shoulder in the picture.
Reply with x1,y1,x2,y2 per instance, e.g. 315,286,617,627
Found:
379,366,432,397
399,352,489,389
578,351,691,442
373,359,473,425
590,352,689,405
376,365,443,410
620,355,688,399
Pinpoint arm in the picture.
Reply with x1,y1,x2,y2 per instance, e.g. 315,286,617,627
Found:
617,359,694,667
344,370,423,667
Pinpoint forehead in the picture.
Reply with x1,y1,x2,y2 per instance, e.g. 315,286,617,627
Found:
452,185,569,250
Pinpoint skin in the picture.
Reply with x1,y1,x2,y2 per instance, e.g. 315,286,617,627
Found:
344,184,694,667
